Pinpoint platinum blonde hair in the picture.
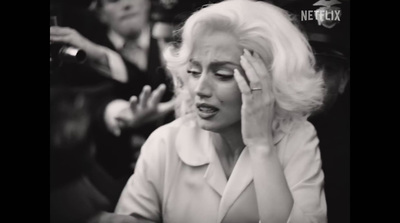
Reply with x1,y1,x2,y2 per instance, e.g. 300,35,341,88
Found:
164,0,325,133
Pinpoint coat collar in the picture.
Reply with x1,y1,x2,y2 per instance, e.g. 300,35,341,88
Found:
217,147,252,223
175,115,285,167
174,115,286,222
175,115,210,166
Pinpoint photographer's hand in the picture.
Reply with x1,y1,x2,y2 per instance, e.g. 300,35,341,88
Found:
50,26,112,77
104,84,175,136
116,84,175,130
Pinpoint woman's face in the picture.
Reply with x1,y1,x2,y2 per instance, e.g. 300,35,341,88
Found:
187,31,244,133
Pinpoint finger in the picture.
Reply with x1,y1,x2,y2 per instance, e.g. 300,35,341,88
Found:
51,33,85,49
241,49,261,88
110,120,122,136
158,98,175,114
250,52,275,98
138,85,151,109
115,109,134,128
129,95,138,112
243,49,262,80
50,26,74,35
49,35,70,42
234,69,251,96
252,52,270,80
115,118,126,128
148,84,166,108
50,35,65,41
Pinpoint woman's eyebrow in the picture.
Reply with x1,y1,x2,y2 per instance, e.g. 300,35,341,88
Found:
189,59,241,68
210,61,240,67
188,59,201,66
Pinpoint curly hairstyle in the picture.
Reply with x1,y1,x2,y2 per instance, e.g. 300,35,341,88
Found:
163,0,325,133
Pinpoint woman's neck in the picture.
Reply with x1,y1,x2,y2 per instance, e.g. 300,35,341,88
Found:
210,122,245,178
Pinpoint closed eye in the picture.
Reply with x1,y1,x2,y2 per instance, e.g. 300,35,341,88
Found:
215,69,234,80
187,70,201,78
215,73,234,80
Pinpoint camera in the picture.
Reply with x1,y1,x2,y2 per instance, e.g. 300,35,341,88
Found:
50,16,87,69
50,42,87,65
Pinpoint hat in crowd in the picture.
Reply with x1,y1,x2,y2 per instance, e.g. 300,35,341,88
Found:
276,0,350,61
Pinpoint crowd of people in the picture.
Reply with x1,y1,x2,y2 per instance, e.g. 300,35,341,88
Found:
50,0,350,223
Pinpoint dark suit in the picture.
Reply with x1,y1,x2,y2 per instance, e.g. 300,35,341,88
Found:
86,24,174,178
51,8,175,209
308,83,350,223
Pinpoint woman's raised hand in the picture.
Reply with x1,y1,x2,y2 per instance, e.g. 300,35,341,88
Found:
233,49,275,148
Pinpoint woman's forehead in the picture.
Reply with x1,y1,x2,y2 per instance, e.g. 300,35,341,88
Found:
190,32,241,61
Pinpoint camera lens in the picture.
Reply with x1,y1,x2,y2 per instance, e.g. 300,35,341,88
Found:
59,46,87,64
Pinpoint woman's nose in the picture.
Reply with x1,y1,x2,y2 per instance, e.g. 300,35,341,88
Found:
194,73,212,98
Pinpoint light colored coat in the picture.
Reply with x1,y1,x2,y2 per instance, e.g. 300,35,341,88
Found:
115,114,327,223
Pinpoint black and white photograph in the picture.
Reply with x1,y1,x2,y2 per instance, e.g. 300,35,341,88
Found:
50,0,350,222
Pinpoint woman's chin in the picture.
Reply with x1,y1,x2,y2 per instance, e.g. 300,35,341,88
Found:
195,115,240,134
196,116,221,132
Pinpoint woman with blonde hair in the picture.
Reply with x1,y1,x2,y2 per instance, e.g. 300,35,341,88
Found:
115,1,327,222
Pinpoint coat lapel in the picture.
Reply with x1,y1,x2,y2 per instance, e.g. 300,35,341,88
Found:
203,138,227,197
217,147,253,223
216,131,286,222
175,120,227,196
174,118,287,222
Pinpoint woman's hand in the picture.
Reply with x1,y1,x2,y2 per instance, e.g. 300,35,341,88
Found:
234,49,275,148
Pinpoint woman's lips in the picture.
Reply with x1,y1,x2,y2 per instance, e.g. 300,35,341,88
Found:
196,103,219,119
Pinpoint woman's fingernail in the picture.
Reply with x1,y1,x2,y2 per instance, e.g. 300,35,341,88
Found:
244,49,251,56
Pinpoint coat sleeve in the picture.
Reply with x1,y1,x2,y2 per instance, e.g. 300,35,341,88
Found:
283,121,327,223
114,127,168,222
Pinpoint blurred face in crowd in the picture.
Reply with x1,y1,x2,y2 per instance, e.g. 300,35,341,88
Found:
187,31,244,133
317,55,349,111
98,0,151,38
